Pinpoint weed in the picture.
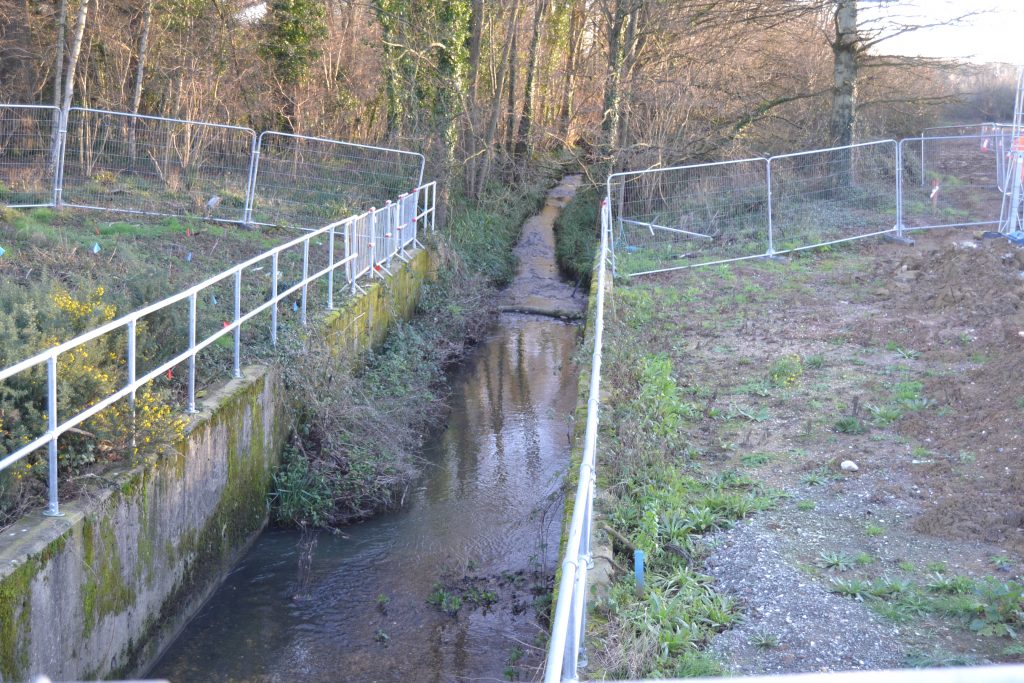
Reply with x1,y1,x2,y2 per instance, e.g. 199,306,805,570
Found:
816,551,856,572
990,555,1015,572
897,561,916,573
376,593,391,611
925,561,948,574
749,630,779,649
829,577,870,600
864,523,885,537
855,552,875,567
866,402,902,426
804,354,826,369
801,468,834,486
726,404,771,422
970,579,1024,637
374,628,389,643
768,354,803,388
740,452,773,467
926,574,975,595
796,500,816,511
427,583,463,616
833,416,866,434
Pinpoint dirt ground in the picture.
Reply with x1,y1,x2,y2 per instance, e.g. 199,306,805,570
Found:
613,229,1024,672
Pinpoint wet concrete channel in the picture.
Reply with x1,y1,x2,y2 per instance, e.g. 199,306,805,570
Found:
148,176,586,682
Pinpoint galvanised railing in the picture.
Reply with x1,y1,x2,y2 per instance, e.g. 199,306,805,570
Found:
0,103,426,229
544,199,610,683
594,667,1024,683
0,181,436,517
608,133,1016,277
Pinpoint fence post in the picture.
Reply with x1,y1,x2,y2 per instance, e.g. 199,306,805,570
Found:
52,108,68,209
128,319,137,450
896,141,904,238
43,354,63,517
243,134,262,226
765,158,775,257
187,292,197,413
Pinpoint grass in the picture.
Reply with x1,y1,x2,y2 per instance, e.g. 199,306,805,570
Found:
552,181,599,285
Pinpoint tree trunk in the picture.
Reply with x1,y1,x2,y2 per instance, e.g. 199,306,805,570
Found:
504,25,518,157
476,0,520,194
462,0,484,195
60,0,89,114
601,0,628,171
829,0,858,190
467,0,483,105
558,0,583,144
128,0,153,166
50,0,67,176
829,0,858,147
514,0,548,161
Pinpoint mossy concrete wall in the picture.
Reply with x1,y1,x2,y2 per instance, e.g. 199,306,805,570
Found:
0,249,431,682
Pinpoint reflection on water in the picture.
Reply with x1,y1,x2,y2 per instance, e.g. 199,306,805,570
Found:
149,315,580,683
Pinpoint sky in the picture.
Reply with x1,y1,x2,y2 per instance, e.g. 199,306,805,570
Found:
861,0,1023,65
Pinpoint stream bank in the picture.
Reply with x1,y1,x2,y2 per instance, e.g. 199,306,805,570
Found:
149,176,587,681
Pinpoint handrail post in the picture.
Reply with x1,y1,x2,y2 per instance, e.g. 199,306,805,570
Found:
43,354,63,517
765,157,775,257
369,209,377,278
187,292,197,413
270,252,279,345
300,239,309,326
346,219,356,295
327,224,336,310
233,271,242,378
128,319,137,451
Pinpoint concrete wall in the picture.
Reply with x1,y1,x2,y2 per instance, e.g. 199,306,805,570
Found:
0,249,431,682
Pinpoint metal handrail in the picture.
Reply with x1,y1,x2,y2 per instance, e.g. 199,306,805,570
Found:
544,199,610,682
0,181,436,517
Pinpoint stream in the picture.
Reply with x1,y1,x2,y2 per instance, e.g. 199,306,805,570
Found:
148,176,585,682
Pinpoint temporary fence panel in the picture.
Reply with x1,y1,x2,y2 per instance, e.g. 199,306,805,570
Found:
247,132,425,229
899,135,1005,232
768,140,897,253
607,158,770,276
60,108,256,222
0,104,59,207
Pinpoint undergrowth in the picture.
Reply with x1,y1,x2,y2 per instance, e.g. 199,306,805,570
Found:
270,171,554,527
591,342,782,678
552,182,599,285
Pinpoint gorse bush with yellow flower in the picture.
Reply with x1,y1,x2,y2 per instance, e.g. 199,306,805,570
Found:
1,280,185,525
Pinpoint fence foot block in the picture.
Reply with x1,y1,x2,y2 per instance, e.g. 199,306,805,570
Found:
884,234,915,246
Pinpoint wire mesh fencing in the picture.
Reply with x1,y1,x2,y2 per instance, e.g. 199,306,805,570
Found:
607,158,770,275
246,132,425,229
899,135,1005,232
0,104,59,207
58,108,256,222
769,140,897,253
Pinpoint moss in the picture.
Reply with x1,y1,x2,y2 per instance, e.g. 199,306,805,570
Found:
0,558,37,680
114,371,282,677
80,517,135,639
